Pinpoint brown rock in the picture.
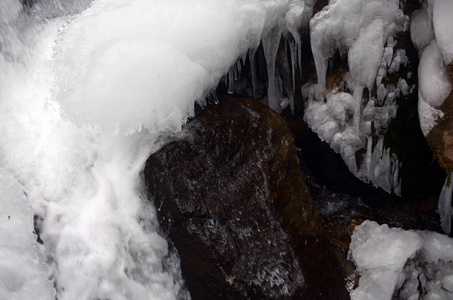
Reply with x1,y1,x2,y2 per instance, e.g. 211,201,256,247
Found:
144,96,347,299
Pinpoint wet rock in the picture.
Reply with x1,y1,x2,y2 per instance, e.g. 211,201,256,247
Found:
144,96,346,299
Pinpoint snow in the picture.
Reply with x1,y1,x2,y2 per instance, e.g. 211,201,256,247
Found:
349,221,453,300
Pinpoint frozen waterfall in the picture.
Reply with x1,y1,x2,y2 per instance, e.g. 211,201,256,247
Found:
0,0,309,299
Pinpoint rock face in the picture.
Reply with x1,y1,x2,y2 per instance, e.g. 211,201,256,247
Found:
144,97,346,299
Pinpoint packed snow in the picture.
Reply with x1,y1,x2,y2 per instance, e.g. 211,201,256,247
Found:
349,221,453,300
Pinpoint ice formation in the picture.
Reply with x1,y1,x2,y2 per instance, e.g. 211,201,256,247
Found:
413,0,452,138
349,221,453,300
226,0,313,114
432,0,453,65
0,0,314,299
304,0,408,194
412,0,453,235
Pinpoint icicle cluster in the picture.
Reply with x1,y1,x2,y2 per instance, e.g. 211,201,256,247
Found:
225,0,313,114
302,0,409,195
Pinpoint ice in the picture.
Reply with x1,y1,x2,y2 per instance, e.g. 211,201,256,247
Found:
0,0,22,25
377,84,387,104
310,0,407,88
348,20,384,90
418,40,451,108
349,221,423,300
433,0,453,65
410,8,434,56
0,0,313,298
418,92,444,137
285,1,304,69
53,0,275,133
438,174,453,235
305,0,407,194
262,25,283,112
398,78,410,96
0,169,55,300
388,49,408,74
304,81,401,194
441,275,453,292
349,221,453,299
284,1,305,114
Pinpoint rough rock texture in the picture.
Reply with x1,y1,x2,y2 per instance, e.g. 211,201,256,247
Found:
144,96,347,299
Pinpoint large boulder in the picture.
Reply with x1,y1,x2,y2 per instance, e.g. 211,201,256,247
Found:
144,96,347,299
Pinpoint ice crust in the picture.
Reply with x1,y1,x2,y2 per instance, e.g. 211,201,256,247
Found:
349,221,453,300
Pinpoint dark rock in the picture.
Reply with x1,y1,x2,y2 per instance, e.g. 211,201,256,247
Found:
144,96,347,299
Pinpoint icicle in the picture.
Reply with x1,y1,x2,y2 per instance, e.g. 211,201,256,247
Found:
289,39,297,95
366,136,373,178
439,174,453,235
297,38,302,80
285,1,304,80
391,153,401,196
227,68,234,94
353,83,364,133
248,48,259,98
262,25,282,112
